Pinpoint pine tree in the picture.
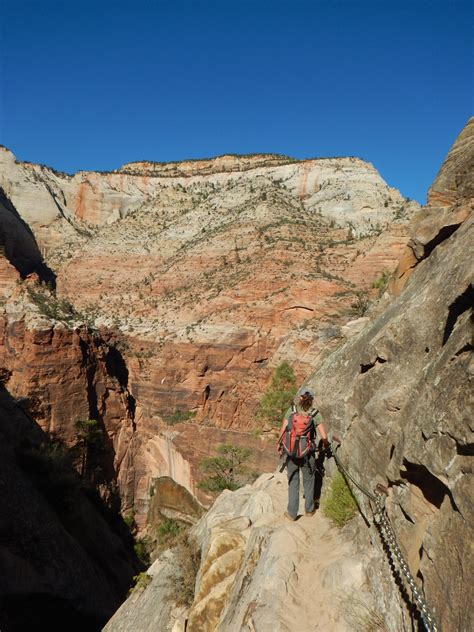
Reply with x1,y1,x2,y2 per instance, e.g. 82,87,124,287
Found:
74,418,103,477
199,444,253,492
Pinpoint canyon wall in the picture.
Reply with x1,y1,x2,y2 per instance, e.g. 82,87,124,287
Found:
304,117,473,632
0,376,138,631
0,144,418,528
103,119,473,632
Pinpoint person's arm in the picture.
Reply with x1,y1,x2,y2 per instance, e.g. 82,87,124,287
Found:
318,422,330,448
314,413,330,448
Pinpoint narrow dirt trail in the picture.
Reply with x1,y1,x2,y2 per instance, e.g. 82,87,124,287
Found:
244,472,369,631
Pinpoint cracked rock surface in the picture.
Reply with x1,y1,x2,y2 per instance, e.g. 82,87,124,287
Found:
106,473,369,632
306,118,473,632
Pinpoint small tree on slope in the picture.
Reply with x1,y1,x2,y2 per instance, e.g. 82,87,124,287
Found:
199,444,253,492
257,361,297,427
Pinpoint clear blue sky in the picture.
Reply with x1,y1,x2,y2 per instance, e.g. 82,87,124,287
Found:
0,0,472,203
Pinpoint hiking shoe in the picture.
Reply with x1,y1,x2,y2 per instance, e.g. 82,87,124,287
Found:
284,511,297,521
305,508,317,516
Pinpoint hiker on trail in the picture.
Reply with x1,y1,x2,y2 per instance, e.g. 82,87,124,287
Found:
278,387,329,521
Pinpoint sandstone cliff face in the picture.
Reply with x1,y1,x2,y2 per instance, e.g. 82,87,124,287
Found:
103,119,472,632
0,187,54,286
428,117,474,206
0,145,418,527
304,118,473,632
391,116,474,295
1,145,415,246
0,378,138,631
105,473,368,632
118,153,299,176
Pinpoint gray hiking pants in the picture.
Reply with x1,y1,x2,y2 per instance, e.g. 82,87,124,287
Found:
287,454,316,518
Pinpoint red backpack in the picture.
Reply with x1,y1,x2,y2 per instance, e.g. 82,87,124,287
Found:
281,407,318,458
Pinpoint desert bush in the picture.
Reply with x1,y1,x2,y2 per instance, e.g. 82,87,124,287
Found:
257,361,297,427
16,438,80,507
322,471,358,527
169,531,201,608
27,285,78,323
123,509,137,532
162,410,196,425
129,572,152,594
372,271,391,295
156,518,182,546
74,418,104,478
351,291,370,316
340,594,387,631
134,536,153,566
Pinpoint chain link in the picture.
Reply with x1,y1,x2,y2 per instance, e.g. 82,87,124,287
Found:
330,444,440,632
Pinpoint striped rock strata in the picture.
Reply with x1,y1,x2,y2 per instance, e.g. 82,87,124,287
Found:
0,146,417,527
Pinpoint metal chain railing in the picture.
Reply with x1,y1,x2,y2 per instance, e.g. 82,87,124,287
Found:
330,442,441,632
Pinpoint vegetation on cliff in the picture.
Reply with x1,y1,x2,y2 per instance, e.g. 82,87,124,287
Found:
322,470,359,527
199,443,254,492
257,361,297,427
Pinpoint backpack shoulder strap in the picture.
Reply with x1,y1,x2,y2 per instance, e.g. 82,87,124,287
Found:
310,409,322,427
286,403,297,430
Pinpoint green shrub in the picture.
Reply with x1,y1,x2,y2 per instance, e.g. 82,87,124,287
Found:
198,443,253,493
134,537,152,566
162,410,196,425
130,572,152,594
372,271,391,295
157,518,181,546
26,285,78,323
16,438,80,507
74,419,103,478
340,594,387,631
123,510,136,531
198,475,240,493
323,471,358,527
168,532,201,607
351,291,370,316
257,361,297,427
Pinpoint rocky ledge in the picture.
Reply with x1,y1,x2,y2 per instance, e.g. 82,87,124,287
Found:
105,472,368,632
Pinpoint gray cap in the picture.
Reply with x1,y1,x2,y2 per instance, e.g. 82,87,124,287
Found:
298,387,315,398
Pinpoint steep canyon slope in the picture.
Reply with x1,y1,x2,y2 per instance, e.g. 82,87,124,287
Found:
0,373,139,631
105,120,473,632
306,117,474,631
0,147,418,528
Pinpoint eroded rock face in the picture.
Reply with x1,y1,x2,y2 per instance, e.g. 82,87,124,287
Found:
0,380,138,631
0,287,280,525
0,146,418,526
428,116,474,206
1,146,416,246
304,118,473,632
105,473,370,632
391,116,474,294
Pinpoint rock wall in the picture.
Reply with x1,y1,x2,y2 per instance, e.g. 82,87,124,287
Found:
0,379,138,631
1,145,416,250
0,287,278,526
103,117,473,632
304,118,473,632
0,143,419,527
